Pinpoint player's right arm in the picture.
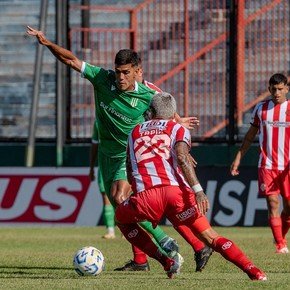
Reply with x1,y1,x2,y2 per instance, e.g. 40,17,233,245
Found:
230,125,259,176
26,26,82,72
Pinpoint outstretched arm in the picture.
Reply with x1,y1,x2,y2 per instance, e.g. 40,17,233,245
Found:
26,26,82,72
230,125,259,176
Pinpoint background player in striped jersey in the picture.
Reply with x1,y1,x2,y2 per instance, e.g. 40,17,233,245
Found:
231,73,290,254
116,92,267,280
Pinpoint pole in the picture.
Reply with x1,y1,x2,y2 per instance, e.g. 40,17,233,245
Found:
25,0,49,167
56,0,68,166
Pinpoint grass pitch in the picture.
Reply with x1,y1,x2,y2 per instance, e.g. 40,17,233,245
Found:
0,226,289,289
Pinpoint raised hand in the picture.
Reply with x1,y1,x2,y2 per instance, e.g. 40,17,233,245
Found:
26,26,49,45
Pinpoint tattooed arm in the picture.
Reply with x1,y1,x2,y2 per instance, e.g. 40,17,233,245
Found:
175,141,209,215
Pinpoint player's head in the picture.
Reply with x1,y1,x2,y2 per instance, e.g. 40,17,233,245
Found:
268,73,289,104
114,49,139,91
149,92,176,120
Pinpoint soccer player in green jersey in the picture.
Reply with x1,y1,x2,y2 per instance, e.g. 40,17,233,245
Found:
26,25,199,271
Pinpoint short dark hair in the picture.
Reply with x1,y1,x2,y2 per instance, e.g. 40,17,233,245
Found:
269,73,288,86
115,49,139,67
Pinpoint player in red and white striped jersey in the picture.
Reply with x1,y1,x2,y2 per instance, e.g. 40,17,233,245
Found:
135,61,213,272
116,92,267,280
231,73,290,254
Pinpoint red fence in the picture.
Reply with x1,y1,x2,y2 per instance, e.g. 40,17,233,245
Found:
68,0,289,140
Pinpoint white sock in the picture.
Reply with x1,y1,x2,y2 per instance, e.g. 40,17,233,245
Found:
107,227,115,235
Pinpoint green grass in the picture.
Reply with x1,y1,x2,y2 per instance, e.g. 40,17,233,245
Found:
0,226,289,289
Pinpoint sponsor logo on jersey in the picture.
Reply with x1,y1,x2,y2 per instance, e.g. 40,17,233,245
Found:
111,85,116,91
140,120,167,132
100,101,132,123
263,120,290,127
130,98,138,107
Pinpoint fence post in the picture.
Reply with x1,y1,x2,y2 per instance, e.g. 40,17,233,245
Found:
183,0,189,117
25,0,49,167
236,0,245,126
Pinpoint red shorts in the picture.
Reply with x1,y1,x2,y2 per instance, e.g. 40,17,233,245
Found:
115,185,210,232
258,167,290,199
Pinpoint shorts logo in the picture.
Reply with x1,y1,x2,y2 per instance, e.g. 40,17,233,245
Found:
176,207,196,221
123,198,130,206
222,241,232,250
128,229,138,238
260,183,266,192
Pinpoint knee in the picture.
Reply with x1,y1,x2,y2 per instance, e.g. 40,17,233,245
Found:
267,196,280,211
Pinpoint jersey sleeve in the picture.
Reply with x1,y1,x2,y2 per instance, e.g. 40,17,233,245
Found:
143,80,162,93
81,62,103,84
174,124,191,148
250,103,261,127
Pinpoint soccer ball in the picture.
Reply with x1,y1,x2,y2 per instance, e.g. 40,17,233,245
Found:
73,246,105,276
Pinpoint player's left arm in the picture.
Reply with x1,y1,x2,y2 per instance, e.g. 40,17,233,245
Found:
174,113,199,130
175,141,209,215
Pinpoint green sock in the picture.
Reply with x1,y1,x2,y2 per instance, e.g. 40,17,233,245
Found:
103,205,115,228
139,221,167,243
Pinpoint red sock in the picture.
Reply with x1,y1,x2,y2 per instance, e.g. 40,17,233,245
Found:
212,236,252,271
174,224,205,252
281,212,290,241
269,217,284,245
132,245,147,264
117,223,170,267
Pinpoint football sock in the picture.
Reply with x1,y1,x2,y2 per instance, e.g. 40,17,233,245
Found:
107,227,115,235
269,216,284,245
139,221,167,242
103,204,115,228
212,236,253,271
132,245,148,264
118,223,170,267
281,212,290,240
174,224,205,252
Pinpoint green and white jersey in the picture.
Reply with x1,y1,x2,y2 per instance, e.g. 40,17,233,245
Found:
82,62,155,158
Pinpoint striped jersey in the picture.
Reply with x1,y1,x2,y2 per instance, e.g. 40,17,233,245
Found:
127,119,191,193
251,99,290,170
143,80,162,92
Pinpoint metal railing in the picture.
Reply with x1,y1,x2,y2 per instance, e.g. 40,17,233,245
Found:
68,0,289,141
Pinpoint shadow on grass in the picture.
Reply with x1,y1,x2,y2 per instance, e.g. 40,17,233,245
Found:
0,266,72,270
0,265,78,279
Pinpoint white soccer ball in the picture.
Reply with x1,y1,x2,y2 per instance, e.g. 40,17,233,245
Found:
73,246,105,276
